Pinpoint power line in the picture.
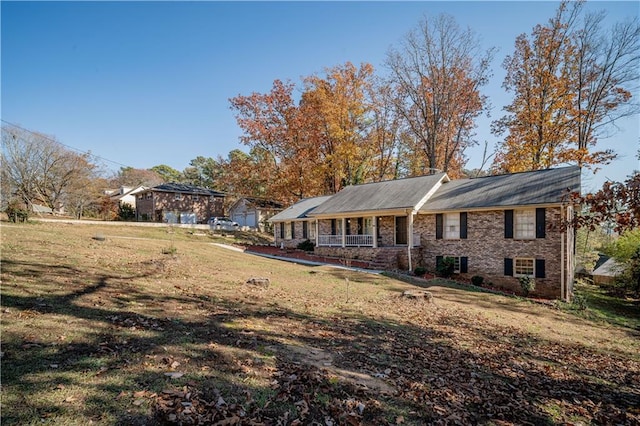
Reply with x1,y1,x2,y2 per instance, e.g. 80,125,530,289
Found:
1,119,132,170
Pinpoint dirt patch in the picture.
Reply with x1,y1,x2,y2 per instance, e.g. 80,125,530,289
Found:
282,343,395,394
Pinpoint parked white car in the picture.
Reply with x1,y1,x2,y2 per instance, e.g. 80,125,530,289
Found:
208,217,239,230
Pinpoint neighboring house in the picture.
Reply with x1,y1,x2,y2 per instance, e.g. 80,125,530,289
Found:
228,197,284,231
106,186,147,209
592,257,623,285
269,166,581,300
135,183,225,224
31,203,53,215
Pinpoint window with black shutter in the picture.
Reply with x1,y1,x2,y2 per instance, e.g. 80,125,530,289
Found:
505,210,514,239
460,212,468,239
436,214,443,240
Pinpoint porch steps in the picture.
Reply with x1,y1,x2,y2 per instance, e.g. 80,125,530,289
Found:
369,249,401,270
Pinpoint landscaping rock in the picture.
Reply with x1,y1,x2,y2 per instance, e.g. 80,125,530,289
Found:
246,277,270,288
402,290,433,302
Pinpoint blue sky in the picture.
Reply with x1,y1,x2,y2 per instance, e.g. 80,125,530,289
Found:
2,1,638,192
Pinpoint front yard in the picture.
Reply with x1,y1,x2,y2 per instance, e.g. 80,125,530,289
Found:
1,221,639,425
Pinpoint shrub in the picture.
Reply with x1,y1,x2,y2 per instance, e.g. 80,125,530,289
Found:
572,293,588,311
519,275,535,296
414,266,427,276
5,200,29,223
436,257,455,278
117,203,136,221
297,239,315,252
471,275,484,286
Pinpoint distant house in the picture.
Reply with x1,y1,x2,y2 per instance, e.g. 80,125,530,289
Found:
106,186,147,209
269,166,580,300
135,183,225,224
592,257,623,285
228,197,283,232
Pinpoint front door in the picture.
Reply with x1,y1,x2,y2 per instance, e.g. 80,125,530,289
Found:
395,216,407,245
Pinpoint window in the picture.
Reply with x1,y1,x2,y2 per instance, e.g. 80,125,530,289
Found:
444,213,460,239
515,209,535,239
191,195,199,201
302,221,308,239
174,194,183,201
309,221,316,239
146,193,152,199
514,258,534,276
285,222,292,239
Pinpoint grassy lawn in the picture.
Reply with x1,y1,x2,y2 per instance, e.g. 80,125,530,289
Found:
1,221,639,425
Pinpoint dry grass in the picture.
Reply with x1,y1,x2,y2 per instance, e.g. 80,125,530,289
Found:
1,221,639,425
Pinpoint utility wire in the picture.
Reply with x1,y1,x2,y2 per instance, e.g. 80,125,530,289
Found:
1,119,131,170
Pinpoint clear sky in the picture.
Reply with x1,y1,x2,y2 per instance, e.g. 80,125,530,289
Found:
2,1,638,193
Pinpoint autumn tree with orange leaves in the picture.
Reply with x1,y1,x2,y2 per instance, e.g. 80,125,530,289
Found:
385,14,495,178
493,1,639,173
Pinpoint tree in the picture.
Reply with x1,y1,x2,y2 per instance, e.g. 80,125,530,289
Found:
151,164,183,183
386,14,495,178
493,1,639,172
492,2,579,172
301,62,377,192
182,156,221,189
1,124,100,212
112,167,163,188
230,79,325,201
569,170,640,233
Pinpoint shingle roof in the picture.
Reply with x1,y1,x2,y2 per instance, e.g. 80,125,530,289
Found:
309,173,448,216
150,183,225,197
268,196,333,222
421,166,581,212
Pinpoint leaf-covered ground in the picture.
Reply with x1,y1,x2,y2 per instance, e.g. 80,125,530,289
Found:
1,222,639,425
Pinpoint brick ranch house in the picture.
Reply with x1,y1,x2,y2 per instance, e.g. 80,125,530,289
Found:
269,166,580,300
135,183,225,224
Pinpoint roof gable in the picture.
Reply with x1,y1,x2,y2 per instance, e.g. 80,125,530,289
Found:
309,173,448,216
421,166,581,212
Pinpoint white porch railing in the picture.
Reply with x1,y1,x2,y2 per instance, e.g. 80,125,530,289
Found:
318,234,374,247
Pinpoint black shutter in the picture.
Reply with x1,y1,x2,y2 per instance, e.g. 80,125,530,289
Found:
535,259,546,278
536,208,546,239
358,218,364,235
279,223,284,239
504,258,513,276
436,214,443,240
436,256,443,269
331,219,336,235
460,256,468,273
460,212,468,239
291,222,295,239
505,210,514,239
303,221,308,239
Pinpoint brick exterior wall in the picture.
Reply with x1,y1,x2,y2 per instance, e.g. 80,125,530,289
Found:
417,208,566,298
136,192,224,223
272,207,571,299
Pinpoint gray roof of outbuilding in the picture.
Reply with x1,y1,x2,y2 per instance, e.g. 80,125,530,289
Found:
268,196,333,222
310,173,448,216
150,183,225,197
421,166,581,212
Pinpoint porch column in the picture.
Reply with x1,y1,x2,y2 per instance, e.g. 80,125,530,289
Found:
315,220,319,247
372,216,377,248
407,212,414,271
341,218,346,247
273,224,277,247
